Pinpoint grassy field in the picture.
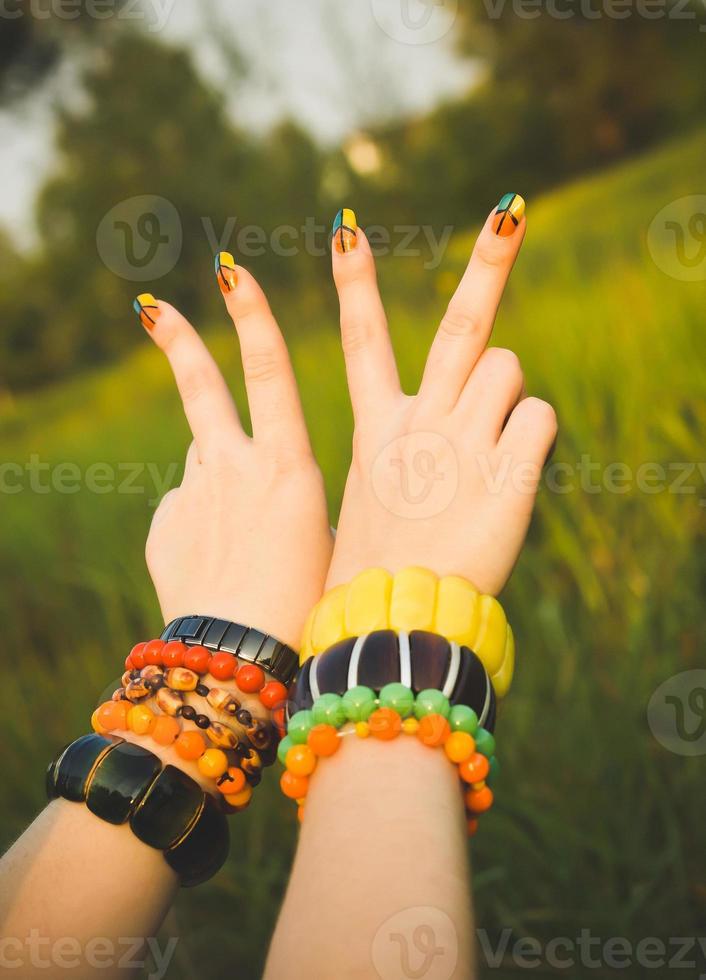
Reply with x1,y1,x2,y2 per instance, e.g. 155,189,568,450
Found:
1,129,705,978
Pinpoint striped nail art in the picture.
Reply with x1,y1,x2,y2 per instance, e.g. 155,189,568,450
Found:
332,208,357,254
492,193,525,237
215,251,237,293
133,293,160,330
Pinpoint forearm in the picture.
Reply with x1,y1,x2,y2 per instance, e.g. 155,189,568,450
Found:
0,800,177,978
266,734,474,980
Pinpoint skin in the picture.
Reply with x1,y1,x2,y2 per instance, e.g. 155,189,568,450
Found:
265,207,556,979
0,202,556,979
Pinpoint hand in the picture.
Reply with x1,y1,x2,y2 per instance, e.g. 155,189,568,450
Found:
136,256,332,650
327,199,557,594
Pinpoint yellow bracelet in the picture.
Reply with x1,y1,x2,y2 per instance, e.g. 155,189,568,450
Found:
299,567,515,698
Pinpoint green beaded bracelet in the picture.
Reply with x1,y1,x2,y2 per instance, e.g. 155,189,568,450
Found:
47,734,229,887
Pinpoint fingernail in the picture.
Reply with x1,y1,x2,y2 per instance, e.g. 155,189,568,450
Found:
215,251,237,293
333,208,357,254
133,293,160,330
492,193,525,237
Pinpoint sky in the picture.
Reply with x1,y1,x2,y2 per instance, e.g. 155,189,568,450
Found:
0,0,475,244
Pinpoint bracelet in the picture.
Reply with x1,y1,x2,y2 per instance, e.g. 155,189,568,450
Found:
160,616,298,687
47,734,230,886
277,688,498,836
298,568,514,697
289,630,496,733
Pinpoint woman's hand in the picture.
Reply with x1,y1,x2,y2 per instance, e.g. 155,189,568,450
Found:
327,198,557,594
136,255,332,650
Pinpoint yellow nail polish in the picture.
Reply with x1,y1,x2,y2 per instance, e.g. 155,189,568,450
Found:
133,293,160,330
492,193,525,237
333,207,357,254
215,251,237,293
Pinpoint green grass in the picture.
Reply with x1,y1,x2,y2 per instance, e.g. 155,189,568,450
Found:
2,128,706,978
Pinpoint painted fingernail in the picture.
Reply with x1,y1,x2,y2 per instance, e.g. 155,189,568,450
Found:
133,293,160,330
333,207,357,254
215,251,237,293
492,193,525,237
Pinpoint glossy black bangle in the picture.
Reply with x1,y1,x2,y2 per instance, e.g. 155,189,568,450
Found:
289,630,497,732
47,734,229,887
161,615,298,687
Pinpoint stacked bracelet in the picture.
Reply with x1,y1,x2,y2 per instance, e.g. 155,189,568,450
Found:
47,734,229,886
160,616,298,687
278,687,497,836
298,567,514,697
289,629,496,733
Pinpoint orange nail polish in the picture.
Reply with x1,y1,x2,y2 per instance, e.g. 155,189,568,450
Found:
215,251,237,293
133,293,160,330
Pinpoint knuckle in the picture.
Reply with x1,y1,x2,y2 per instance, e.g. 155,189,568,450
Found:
475,236,508,270
340,316,372,357
242,348,282,385
485,347,523,383
439,304,483,340
179,364,217,405
524,397,558,436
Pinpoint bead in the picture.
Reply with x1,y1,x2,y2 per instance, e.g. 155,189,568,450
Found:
280,770,309,799
197,748,228,779
225,785,253,809
140,664,163,680
143,639,165,666
414,689,450,720
130,643,147,669
342,686,377,723
183,645,210,674
277,734,294,766
206,688,240,715
240,748,262,779
312,693,347,728
235,708,252,726
165,667,199,692
260,680,288,710
417,713,450,747
209,652,237,680
378,683,415,718
474,729,496,758
217,767,245,795
491,625,514,699
389,566,437,632
195,683,209,697
175,730,207,761
487,755,500,786
459,753,490,784
124,654,134,671
368,707,402,740
125,679,151,702
473,594,507,676
151,715,180,745
355,722,370,737
467,817,479,837
448,705,479,735
236,664,266,693
207,721,239,750
288,710,314,745
272,706,287,737
147,675,165,692
91,708,108,734
307,724,340,757
156,688,183,717
181,705,197,722
112,687,125,702
127,704,156,736
465,785,494,814
195,714,210,730
285,744,317,777
434,576,479,643
96,700,130,732
444,731,476,764
162,640,187,668
343,568,393,636
401,717,419,735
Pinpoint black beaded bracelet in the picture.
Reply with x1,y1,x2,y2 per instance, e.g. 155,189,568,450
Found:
47,734,229,887
288,630,497,732
161,615,298,687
